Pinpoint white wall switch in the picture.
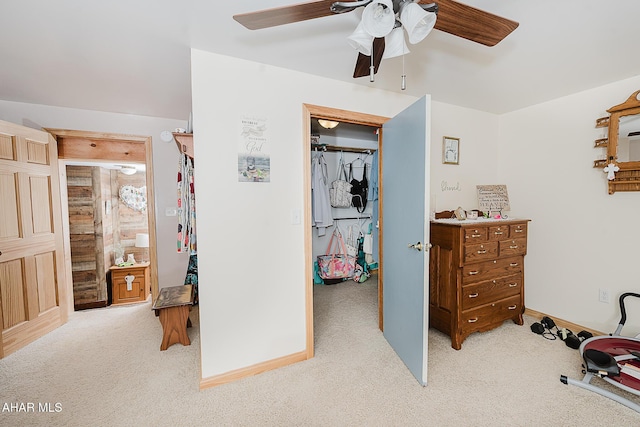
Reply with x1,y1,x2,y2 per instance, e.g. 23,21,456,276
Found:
291,209,301,225
165,207,177,217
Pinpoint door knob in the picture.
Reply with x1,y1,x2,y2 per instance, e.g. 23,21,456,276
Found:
408,242,423,251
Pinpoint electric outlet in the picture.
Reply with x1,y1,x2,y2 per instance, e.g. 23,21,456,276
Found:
599,288,610,303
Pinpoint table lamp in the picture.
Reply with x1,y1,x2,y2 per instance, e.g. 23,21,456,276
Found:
135,233,149,263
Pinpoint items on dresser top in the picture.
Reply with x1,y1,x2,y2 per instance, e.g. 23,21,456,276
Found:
429,218,530,350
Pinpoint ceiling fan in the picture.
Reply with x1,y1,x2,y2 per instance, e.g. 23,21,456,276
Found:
233,0,519,81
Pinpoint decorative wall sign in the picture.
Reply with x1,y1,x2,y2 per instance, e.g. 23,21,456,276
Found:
476,185,510,213
238,115,270,182
119,185,147,212
443,136,460,165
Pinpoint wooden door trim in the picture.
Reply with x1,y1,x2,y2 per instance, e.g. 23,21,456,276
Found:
302,104,389,359
45,129,159,307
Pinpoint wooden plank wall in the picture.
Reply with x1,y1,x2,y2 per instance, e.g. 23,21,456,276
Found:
113,172,149,264
101,169,114,293
67,166,103,307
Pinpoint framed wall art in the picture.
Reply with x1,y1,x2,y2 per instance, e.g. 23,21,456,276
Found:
442,136,460,165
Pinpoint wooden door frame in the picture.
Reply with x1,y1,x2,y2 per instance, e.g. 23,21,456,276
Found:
45,129,159,311
303,104,389,358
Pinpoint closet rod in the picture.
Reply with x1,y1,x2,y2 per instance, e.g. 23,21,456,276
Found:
334,216,371,221
320,144,377,154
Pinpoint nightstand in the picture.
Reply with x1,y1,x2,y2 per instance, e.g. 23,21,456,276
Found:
109,262,150,305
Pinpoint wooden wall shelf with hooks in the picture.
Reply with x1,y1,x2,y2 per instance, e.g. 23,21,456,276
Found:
173,133,193,158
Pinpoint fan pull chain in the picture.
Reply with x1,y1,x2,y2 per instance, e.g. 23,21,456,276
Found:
401,52,406,90
369,41,375,82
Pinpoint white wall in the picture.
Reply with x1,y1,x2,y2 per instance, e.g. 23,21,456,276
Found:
0,100,190,289
191,49,419,378
429,102,501,214
499,76,640,335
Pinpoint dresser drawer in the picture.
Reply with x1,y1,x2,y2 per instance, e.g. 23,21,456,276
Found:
464,241,498,263
461,295,522,335
462,274,522,310
510,223,527,238
464,227,487,242
488,225,510,241
111,267,147,284
499,237,527,257
462,256,523,285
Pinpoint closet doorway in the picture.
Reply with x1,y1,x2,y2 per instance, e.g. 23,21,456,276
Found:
304,99,431,385
46,129,158,311
303,104,389,357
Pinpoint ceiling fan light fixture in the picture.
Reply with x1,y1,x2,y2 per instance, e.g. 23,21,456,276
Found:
361,0,395,38
400,3,437,44
382,27,410,59
318,119,340,129
347,21,374,55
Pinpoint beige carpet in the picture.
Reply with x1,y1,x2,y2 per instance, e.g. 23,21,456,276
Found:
1,277,639,426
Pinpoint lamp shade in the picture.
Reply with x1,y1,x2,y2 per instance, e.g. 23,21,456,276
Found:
135,233,149,248
361,0,395,38
347,21,374,55
400,2,437,44
382,27,410,59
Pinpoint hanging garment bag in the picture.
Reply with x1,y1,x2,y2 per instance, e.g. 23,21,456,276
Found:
329,153,352,208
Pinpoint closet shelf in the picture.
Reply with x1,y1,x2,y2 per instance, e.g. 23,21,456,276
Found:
174,133,194,158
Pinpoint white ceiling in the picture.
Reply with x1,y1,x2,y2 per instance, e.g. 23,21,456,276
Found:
1,1,639,120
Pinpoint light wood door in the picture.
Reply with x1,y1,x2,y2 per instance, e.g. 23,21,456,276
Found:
0,120,68,358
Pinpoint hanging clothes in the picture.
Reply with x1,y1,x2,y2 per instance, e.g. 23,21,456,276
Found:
311,152,333,236
177,153,196,254
177,153,198,302
368,152,379,202
367,152,379,264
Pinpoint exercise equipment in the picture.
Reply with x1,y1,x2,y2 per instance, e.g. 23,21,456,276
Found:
560,292,640,413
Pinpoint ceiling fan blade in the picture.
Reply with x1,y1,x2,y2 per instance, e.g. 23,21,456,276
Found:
427,0,519,46
353,37,385,79
233,0,340,30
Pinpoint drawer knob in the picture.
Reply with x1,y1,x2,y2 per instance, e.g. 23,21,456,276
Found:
468,293,479,298
494,231,503,235
509,283,518,287
468,318,478,323
515,229,523,233
469,271,479,275
471,234,481,238
509,245,518,249
509,263,519,267
508,305,517,310
477,250,487,254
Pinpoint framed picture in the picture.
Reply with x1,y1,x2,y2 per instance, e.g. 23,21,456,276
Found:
443,136,460,165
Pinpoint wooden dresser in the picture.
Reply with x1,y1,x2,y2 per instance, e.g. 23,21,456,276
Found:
429,218,530,349
109,262,150,305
